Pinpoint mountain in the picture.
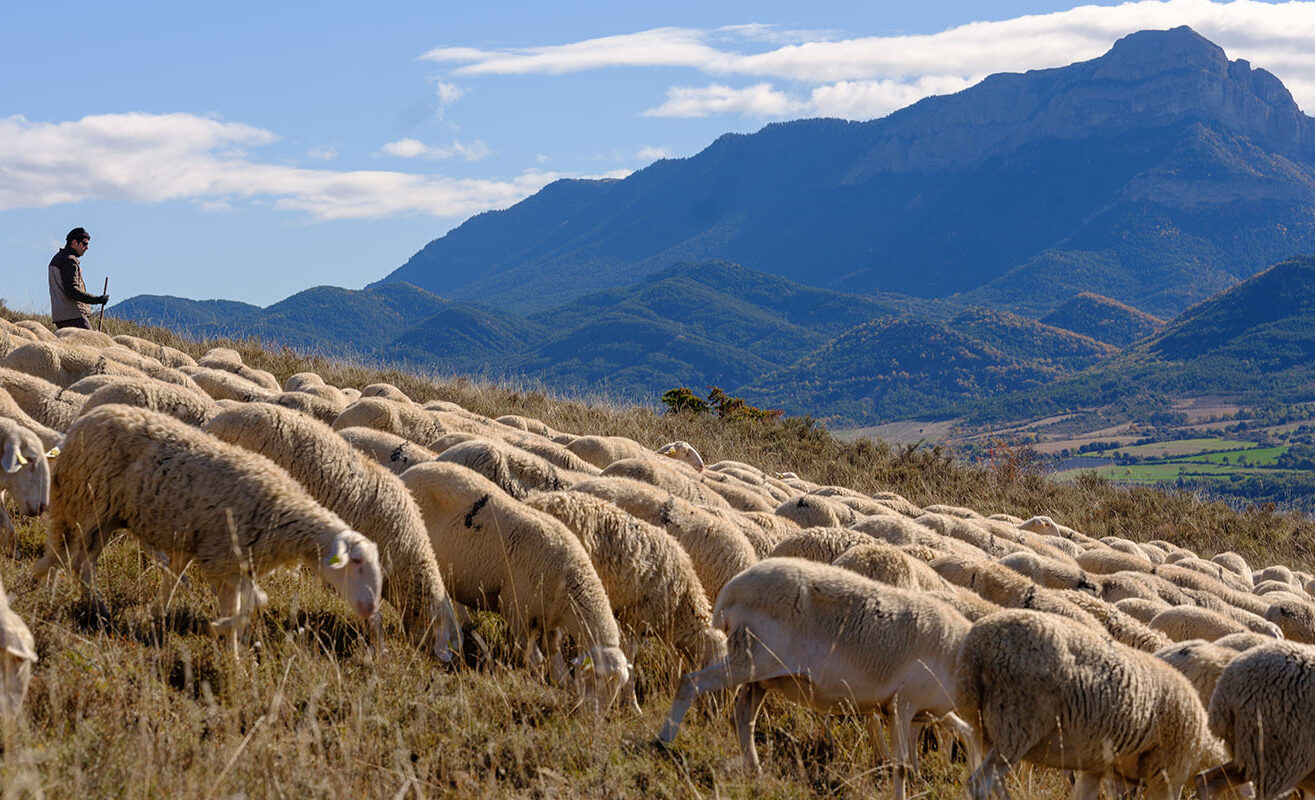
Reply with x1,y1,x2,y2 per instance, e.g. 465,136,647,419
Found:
1040,293,1166,346
959,255,1315,423
738,309,1118,424
376,27,1315,317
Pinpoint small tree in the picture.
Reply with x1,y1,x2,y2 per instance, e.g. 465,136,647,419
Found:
660,387,710,415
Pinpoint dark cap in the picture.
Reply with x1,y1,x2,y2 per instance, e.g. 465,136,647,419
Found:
65,227,90,243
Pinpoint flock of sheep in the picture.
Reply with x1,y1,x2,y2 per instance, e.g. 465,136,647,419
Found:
2,316,1315,799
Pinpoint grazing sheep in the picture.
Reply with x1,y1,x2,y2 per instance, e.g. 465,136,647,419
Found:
658,558,978,800
340,387,361,403
359,383,413,403
1211,552,1252,585
997,551,1101,595
55,328,115,348
774,493,860,528
0,368,85,431
654,440,704,472
336,427,437,476
929,554,1104,632
1253,565,1299,590
79,377,219,427
922,503,981,519
1098,570,1195,606
1208,640,1315,800
601,457,731,511
1212,632,1276,652
35,405,382,642
1017,515,1098,545
400,462,630,708
1055,589,1173,652
850,514,986,561
523,490,725,669
284,372,325,392
111,335,197,369
573,476,756,603
739,511,799,557
564,435,651,470
988,513,1024,524
500,434,601,476
768,527,873,564
197,348,280,392
1253,579,1296,596
831,542,951,592
1114,597,1172,624
0,387,62,450
436,437,570,499
1154,564,1273,618
1100,536,1154,561
0,573,36,718
1148,606,1255,643
870,492,924,518
698,473,776,513
825,492,901,519
1076,547,1156,575
187,367,277,403
1155,639,1241,706
12,321,55,342
0,419,53,548
1139,543,1169,564
268,391,345,425
1263,594,1315,643
331,397,446,446
427,431,481,454
494,414,555,437
203,403,462,660
916,513,1027,559
1172,557,1254,594
1,340,148,388
959,609,1226,800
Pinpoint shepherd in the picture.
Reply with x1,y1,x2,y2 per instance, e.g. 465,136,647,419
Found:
48,227,109,331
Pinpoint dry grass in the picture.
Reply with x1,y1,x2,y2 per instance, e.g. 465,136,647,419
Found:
2,306,1314,797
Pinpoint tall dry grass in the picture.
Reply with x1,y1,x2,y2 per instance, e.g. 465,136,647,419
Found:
0,305,1310,797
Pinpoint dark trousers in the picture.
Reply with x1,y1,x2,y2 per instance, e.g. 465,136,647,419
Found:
54,314,92,330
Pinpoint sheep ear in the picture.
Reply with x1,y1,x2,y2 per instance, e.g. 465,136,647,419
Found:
0,439,22,474
323,538,349,570
572,653,594,671
45,446,60,460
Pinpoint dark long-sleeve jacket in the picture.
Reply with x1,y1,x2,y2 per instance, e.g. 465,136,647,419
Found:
48,247,99,321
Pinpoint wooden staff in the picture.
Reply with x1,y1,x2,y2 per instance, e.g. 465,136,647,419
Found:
96,278,108,331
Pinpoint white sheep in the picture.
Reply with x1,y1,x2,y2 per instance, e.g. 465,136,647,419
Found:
871,491,927,518
0,387,62,450
1055,588,1173,652
494,414,556,437
697,471,777,513
1148,606,1267,643
601,457,731,511
1207,640,1315,800
563,435,652,469
653,440,704,472
523,490,725,670
768,526,874,563
35,405,382,645
331,397,446,446
2,340,147,387
203,403,462,660
0,419,53,549
1154,638,1242,707
400,462,630,708
773,493,860,528
959,609,1227,800
196,347,280,391
1114,597,1172,624
499,434,601,476
336,426,437,476
267,391,345,425
436,437,571,499
284,371,326,392
54,328,115,348
0,572,36,719
0,367,86,431
1262,594,1315,643
186,367,277,403
996,550,1101,595
79,376,219,427
1211,552,1252,585
12,321,55,342
112,334,197,369
573,475,756,603
359,383,414,403
657,557,978,800
830,541,951,592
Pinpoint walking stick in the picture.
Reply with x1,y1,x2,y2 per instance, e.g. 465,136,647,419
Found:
96,278,108,331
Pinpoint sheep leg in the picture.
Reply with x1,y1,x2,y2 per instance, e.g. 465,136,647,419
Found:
0,497,15,553
866,713,892,764
941,711,983,770
657,657,747,745
889,696,916,800
732,682,768,773
968,750,1014,800
1072,771,1102,800
210,576,246,657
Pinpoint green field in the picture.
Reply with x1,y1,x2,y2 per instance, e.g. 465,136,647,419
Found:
1170,445,1288,466
1105,438,1256,458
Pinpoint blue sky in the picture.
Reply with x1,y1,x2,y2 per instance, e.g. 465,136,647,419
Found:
4,0,1312,312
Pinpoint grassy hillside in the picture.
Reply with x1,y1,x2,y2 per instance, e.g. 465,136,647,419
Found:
1039,292,1166,346
3,303,1315,797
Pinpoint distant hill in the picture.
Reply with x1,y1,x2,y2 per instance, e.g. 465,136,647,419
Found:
376,27,1315,317
959,254,1315,423
1041,292,1166,346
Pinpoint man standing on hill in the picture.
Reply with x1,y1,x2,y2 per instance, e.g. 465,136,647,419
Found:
49,227,109,330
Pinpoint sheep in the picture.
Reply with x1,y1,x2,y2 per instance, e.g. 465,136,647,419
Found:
187,367,277,403
1207,640,1315,800
400,462,630,708
0,367,87,433
1155,639,1241,707
197,348,280,392
35,405,382,643
1172,557,1254,594
522,490,724,670
564,435,652,470
1017,515,1098,545
0,573,36,719
825,492,902,519
601,457,731,511
436,437,571,499
340,387,361,403
1100,536,1154,560
988,513,1024,524
1139,543,1169,564
0,388,62,450
55,328,115,348
870,491,924,518
1115,597,1172,624
336,427,437,476
849,514,986,561
12,321,55,342
1055,589,1173,652
657,557,978,800
494,414,555,437
427,431,481,454
774,494,860,529
499,434,601,475
1211,552,1252,585
654,440,704,472
922,503,981,519
284,371,325,392
0,419,53,549
698,474,776,513
1076,547,1156,575
1253,565,1299,590
929,554,1104,631
112,334,197,368
79,377,219,427
768,527,874,564
1212,632,1275,652
996,551,1101,595
331,397,446,446
1098,570,1195,606
1148,606,1256,643
1263,594,1315,643
359,383,413,403
572,476,756,603
831,542,951,592
1253,579,1296,596
266,391,345,425
1154,564,1273,618
916,513,1027,559
703,506,778,561
203,403,462,660
1,340,148,388
740,511,799,556
958,609,1227,800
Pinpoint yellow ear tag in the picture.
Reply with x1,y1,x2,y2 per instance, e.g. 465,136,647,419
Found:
14,451,28,466
328,554,344,566
45,447,60,459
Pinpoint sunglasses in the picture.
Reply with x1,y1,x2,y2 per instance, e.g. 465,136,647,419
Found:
80,239,90,246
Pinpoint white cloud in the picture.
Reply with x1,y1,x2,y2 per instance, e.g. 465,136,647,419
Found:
306,145,339,161
637,145,672,160
424,2,1315,115
380,137,491,161
0,113,563,221
645,83,802,118
435,81,468,104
